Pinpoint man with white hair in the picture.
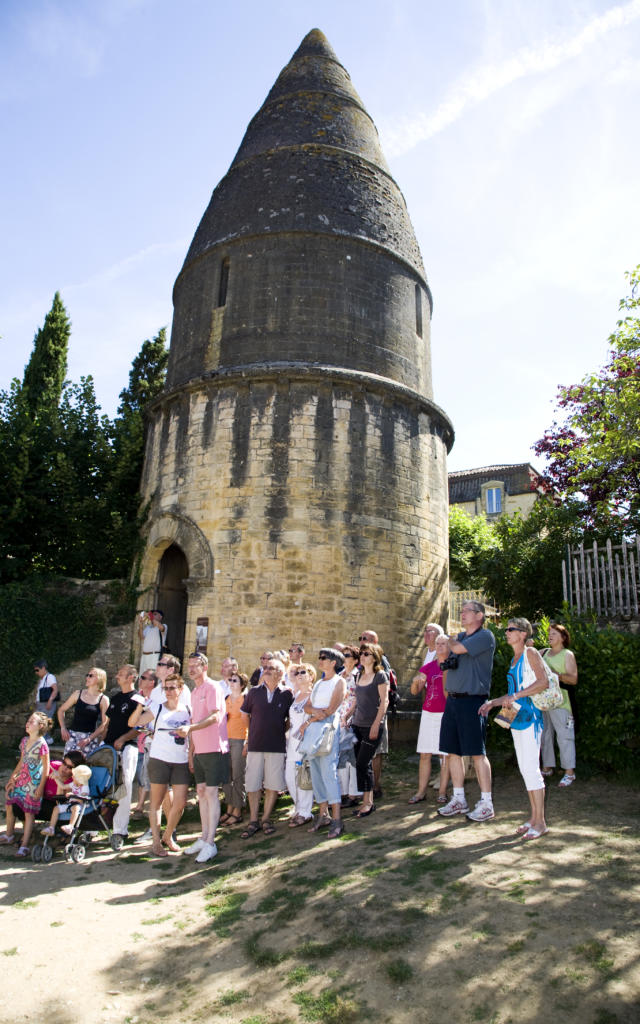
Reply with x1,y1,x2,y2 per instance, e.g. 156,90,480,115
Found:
240,658,293,837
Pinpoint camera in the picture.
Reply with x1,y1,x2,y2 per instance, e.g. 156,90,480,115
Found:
439,653,459,671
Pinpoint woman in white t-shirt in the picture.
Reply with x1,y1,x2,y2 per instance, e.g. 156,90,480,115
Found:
128,674,191,857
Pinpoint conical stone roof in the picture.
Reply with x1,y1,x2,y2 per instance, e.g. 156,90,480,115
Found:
183,29,426,278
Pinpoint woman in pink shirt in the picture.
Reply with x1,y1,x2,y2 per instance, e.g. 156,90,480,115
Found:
409,635,451,804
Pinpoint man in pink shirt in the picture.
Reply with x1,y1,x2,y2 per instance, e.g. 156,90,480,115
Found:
176,652,229,863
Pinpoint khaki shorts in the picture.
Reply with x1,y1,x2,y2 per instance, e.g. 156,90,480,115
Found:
245,751,286,793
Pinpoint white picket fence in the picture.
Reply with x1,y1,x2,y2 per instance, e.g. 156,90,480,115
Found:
562,538,640,617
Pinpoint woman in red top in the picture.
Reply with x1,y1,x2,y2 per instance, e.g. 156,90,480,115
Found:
409,635,451,804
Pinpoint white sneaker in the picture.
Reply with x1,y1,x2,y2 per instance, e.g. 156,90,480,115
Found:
195,841,217,863
466,801,495,822
437,796,469,817
184,837,206,855
136,828,153,844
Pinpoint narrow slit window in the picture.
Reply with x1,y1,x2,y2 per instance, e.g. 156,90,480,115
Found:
217,257,230,307
415,283,423,337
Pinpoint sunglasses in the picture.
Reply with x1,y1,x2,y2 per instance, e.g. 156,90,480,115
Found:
163,685,179,691
505,627,523,633
292,669,308,676
157,661,170,667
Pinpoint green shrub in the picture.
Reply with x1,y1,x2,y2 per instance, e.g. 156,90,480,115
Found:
0,576,107,708
485,611,640,773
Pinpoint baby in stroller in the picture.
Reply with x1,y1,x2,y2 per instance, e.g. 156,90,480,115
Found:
41,764,92,836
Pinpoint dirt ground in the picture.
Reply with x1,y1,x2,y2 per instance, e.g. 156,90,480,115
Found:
1,749,639,1024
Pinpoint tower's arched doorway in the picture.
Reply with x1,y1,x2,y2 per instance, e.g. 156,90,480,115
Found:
157,544,188,663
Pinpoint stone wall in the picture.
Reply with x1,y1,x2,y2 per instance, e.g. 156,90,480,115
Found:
138,373,450,684
0,619,134,749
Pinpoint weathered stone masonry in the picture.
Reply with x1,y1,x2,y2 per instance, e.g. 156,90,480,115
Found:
138,29,454,682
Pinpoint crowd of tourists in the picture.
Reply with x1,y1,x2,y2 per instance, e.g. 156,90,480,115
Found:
2,603,578,859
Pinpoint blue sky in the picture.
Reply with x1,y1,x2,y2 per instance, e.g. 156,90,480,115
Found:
1,0,639,471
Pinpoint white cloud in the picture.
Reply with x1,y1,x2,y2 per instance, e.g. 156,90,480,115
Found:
381,0,640,157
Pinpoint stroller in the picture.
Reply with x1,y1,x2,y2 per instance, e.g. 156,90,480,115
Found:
32,745,123,864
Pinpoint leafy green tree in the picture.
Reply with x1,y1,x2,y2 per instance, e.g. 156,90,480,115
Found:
0,297,168,583
478,497,590,617
534,266,640,532
448,506,497,589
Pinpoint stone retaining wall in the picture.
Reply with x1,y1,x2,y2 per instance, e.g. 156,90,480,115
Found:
0,620,135,749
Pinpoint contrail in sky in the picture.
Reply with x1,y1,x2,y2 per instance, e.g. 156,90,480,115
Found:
383,0,640,157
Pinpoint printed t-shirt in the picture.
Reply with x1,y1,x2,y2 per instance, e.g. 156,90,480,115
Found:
105,691,139,747
147,701,191,762
418,660,447,712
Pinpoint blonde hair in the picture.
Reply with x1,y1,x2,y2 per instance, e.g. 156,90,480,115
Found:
31,711,52,736
89,668,107,692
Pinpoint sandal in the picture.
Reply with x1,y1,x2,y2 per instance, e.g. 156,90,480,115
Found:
0,834,16,845
308,814,332,833
515,822,532,835
152,844,169,857
437,794,448,804
218,813,232,826
541,768,554,777
241,821,261,839
288,814,308,828
327,821,344,840
261,820,276,836
558,774,575,787
408,794,427,804
226,813,243,826
16,846,30,858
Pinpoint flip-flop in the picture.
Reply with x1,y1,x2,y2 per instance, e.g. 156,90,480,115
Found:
523,826,549,841
408,795,427,804
516,822,532,835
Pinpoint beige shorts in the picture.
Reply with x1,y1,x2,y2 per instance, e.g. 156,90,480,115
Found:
245,751,286,793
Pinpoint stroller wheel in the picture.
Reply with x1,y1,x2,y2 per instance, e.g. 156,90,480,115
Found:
31,845,42,863
64,844,72,861
110,834,124,852
71,845,86,863
42,843,53,864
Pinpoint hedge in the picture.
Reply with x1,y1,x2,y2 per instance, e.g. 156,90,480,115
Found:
0,576,107,708
486,612,640,774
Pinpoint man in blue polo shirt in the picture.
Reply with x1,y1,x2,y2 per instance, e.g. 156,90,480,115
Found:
438,601,496,822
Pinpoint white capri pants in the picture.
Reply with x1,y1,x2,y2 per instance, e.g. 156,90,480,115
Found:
511,725,544,791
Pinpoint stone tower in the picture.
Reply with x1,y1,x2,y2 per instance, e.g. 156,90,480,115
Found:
138,29,454,680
